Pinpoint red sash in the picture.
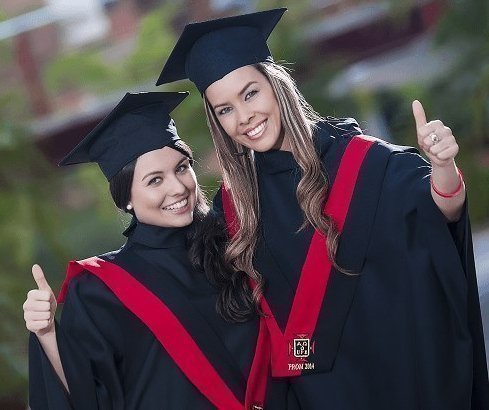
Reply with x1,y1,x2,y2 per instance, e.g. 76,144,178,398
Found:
58,258,269,410
222,136,374,377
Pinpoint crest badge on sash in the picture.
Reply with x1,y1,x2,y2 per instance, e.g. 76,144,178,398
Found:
288,333,316,371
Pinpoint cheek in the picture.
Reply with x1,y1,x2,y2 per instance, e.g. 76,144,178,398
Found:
218,115,237,136
131,186,162,210
186,173,198,198
268,94,281,118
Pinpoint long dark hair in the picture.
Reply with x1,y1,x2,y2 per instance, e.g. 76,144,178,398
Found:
109,142,255,322
187,211,256,322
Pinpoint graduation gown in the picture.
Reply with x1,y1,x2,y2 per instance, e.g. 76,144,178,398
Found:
29,220,292,409
214,119,489,409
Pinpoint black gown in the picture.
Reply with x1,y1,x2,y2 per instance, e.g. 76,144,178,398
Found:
214,119,489,409
28,220,291,409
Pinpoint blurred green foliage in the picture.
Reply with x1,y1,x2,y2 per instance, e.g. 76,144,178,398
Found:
45,52,122,95
431,0,489,222
124,2,179,83
0,127,127,404
0,127,64,401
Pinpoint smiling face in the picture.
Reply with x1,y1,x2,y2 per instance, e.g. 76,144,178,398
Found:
129,146,197,228
205,65,290,152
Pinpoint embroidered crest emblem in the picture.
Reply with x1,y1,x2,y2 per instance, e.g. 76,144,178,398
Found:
292,337,311,358
287,334,316,371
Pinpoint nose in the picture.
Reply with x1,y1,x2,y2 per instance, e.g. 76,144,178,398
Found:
237,105,254,126
166,174,187,197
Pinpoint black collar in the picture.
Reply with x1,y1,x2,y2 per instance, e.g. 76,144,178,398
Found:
123,218,189,249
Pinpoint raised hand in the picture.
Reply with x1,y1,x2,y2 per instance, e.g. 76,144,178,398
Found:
23,264,57,336
411,100,465,221
412,100,459,168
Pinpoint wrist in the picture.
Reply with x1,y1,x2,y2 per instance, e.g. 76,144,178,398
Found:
430,158,456,171
430,167,464,198
36,325,56,339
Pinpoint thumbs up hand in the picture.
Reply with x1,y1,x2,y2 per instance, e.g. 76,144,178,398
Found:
411,100,465,221
412,100,459,168
23,264,57,337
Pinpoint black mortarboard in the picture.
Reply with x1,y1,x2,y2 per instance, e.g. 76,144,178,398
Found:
156,8,287,93
59,92,189,180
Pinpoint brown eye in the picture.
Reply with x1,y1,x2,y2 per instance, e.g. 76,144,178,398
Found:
176,164,189,174
148,176,162,186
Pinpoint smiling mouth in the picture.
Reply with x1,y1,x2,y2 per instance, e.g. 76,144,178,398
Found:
162,197,188,211
245,120,267,139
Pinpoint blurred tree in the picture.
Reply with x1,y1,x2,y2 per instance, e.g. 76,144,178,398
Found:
434,0,489,147
431,0,489,223
0,14,123,408
44,52,122,96
0,105,128,408
124,2,179,83
298,0,489,224
0,124,68,405
386,0,489,224
0,11,29,123
0,10,36,407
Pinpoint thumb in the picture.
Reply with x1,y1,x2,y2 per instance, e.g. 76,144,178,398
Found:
32,264,52,292
412,100,428,131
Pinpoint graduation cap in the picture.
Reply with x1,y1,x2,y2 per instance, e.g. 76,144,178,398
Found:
59,92,189,181
156,8,287,93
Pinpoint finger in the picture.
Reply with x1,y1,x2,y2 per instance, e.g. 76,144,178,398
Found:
428,137,454,155
434,144,459,161
32,264,51,292
412,100,428,130
24,310,51,321
23,300,51,312
423,136,444,151
424,128,455,150
27,289,51,302
27,320,51,332
420,120,445,138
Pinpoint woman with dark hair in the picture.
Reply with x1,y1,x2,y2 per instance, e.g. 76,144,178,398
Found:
23,92,290,409
156,8,489,410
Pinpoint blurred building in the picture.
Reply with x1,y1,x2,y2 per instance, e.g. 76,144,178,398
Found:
302,0,451,138
0,0,448,161
0,0,159,162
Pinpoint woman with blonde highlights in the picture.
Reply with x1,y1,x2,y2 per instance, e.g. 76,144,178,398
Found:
204,61,345,283
157,8,489,409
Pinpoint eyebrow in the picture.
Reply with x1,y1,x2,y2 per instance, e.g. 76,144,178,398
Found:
141,157,188,181
212,81,258,110
141,170,162,182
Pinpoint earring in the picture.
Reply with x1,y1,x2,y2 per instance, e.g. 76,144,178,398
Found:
126,204,133,210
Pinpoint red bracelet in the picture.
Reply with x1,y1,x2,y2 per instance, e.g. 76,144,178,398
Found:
430,168,464,198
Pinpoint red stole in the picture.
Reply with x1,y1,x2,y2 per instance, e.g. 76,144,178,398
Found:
58,258,270,410
222,136,374,377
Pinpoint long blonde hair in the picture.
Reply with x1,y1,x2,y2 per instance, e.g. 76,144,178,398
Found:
205,60,341,312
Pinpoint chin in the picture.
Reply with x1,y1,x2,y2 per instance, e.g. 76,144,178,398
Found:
151,213,193,228
248,139,279,152
171,213,194,228
243,132,283,152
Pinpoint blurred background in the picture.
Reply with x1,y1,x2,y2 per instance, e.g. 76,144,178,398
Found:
0,0,488,407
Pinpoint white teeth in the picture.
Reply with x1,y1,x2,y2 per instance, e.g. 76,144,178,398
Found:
246,121,266,137
163,198,188,211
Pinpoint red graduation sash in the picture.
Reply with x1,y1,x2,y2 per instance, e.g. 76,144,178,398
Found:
58,258,270,410
222,136,374,377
